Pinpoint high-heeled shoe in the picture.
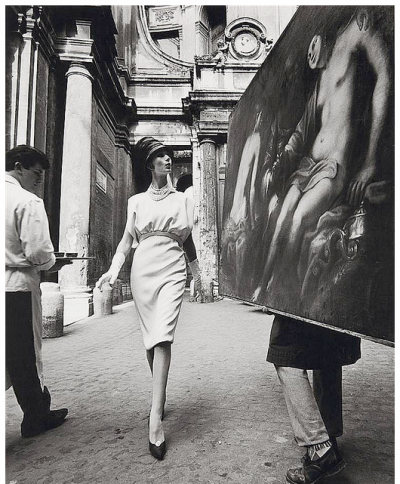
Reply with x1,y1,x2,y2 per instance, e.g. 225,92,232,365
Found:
148,417,167,460
149,439,166,460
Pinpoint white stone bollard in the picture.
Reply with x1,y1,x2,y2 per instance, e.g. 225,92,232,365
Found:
41,282,64,338
93,282,113,316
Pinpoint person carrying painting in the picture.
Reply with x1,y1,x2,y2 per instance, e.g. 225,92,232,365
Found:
264,7,391,484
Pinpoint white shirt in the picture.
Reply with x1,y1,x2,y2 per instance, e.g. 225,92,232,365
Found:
5,174,55,291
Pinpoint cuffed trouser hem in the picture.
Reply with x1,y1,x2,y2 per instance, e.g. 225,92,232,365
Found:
276,366,332,447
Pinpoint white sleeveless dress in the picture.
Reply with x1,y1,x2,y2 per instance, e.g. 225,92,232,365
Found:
127,190,194,350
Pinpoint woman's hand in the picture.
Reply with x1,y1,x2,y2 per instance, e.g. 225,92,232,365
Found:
96,252,126,291
96,270,118,291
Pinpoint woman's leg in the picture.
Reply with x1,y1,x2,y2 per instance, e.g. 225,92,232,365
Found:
149,342,171,445
146,348,154,373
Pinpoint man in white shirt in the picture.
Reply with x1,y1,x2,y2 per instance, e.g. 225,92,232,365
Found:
6,145,70,438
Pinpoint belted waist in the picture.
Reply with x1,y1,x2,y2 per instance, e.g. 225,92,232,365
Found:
139,231,183,247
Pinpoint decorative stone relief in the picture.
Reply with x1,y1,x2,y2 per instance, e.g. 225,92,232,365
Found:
225,17,268,61
148,6,179,29
265,37,275,55
155,9,175,23
212,39,229,67
194,54,214,62
173,150,192,159
194,17,270,66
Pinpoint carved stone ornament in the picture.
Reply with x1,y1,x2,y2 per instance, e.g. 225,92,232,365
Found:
194,54,214,62
148,6,179,28
233,31,259,57
173,150,192,159
225,17,268,61
155,9,175,23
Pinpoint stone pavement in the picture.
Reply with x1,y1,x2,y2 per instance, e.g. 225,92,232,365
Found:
6,293,394,484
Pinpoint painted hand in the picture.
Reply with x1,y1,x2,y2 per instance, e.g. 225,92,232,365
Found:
347,164,376,207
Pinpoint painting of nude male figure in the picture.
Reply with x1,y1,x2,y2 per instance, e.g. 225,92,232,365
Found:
220,6,394,344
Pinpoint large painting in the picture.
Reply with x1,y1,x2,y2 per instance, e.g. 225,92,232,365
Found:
220,6,394,345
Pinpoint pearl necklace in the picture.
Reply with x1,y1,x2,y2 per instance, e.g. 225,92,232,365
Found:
147,181,175,201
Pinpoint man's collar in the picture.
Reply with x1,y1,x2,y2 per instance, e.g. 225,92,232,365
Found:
5,173,21,187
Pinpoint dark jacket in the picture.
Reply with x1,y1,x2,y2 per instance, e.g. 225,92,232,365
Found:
267,314,361,369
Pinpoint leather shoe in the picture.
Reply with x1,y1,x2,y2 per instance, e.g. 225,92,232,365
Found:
286,446,346,484
301,437,338,465
21,408,68,438
149,439,166,460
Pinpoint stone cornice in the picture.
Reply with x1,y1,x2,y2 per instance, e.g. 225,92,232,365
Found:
195,59,263,70
187,91,242,104
135,107,186,118
55,37,94,63
130,73,191,85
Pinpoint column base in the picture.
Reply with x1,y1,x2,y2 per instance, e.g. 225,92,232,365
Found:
62,286,93,326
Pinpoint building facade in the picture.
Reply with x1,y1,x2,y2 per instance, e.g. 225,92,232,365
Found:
5,5,296,320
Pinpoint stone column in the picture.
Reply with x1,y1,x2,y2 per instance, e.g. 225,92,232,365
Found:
5,31,23,149
59,62,93,324
16,9,36,147
198,138,219,302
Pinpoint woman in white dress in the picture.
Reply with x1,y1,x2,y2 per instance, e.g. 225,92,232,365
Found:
96,137,202,460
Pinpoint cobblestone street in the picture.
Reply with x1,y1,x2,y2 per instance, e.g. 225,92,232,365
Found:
6,294,394,484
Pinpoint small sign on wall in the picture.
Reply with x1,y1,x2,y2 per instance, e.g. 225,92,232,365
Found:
96,164,107,193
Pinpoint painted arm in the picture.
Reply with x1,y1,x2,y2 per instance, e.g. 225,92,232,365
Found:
347,14,391,206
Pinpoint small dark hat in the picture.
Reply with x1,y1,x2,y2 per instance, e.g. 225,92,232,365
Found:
135,137,171,165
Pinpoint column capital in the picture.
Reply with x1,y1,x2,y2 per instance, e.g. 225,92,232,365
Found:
199,137,217,146
65,62,93,81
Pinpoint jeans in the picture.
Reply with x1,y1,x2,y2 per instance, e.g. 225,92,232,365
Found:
276,365,343,447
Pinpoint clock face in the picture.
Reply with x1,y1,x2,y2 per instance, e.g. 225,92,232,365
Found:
233,32,258,56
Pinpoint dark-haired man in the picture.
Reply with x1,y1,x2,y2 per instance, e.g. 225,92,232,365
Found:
6,145,70,438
